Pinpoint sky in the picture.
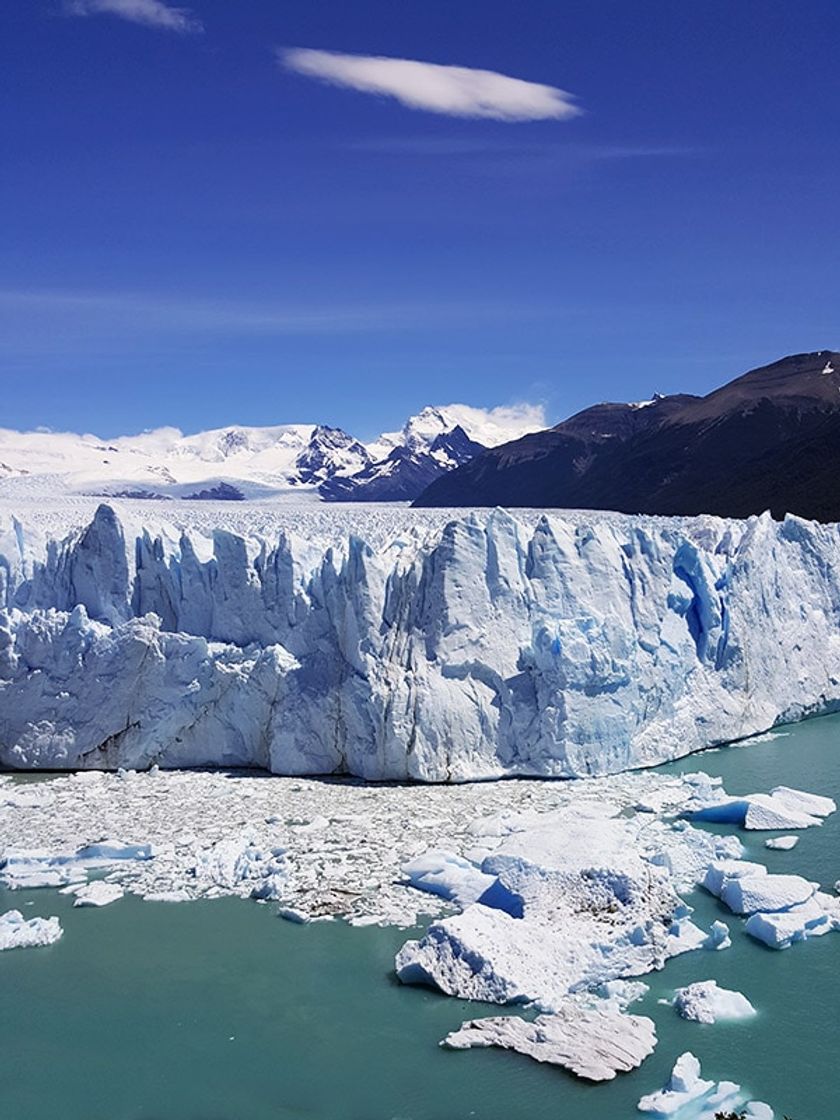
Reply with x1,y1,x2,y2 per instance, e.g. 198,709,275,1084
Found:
2,0,840,439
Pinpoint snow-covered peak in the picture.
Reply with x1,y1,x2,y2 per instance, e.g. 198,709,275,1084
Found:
368,402,546,460
0,401,546,504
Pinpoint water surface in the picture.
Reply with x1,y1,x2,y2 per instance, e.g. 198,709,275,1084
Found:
2,715,838,1119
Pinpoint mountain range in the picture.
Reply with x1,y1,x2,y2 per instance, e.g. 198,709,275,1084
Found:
0,403,543,504
414,350,840,521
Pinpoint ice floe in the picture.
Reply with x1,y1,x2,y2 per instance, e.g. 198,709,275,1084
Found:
719,873,816,915
68,881,125,908
0,766,741,926
442,1002,657,1082
765,835,799,850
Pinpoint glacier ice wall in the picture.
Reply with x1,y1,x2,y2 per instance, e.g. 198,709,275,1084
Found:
1,503,840,780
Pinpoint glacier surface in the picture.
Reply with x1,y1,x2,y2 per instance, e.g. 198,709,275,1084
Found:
3,501,840,779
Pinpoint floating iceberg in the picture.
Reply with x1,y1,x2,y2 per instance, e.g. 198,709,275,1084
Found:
670,980,756,1024
719,873,816,915
689,785,835,830
0,837,154,891
396,811,730,1012
637,1052,773,1118
765,835,799,850
442,1002,657,1082
69,881,125,908
744,893,840,949
4,504,840,780
0,909,62,950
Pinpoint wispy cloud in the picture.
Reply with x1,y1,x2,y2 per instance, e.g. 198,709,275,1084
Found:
342,136,699,160
280,49,581,122
66,0,203,34
0,288,550,344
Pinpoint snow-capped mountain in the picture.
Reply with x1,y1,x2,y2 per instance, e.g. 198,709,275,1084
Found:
0,403,545,504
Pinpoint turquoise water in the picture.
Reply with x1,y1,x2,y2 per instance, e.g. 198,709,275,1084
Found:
2,716,839,1120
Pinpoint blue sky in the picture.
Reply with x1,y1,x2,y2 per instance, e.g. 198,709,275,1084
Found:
2,0,839,438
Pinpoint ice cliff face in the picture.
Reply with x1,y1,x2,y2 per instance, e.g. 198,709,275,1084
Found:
1,504,840,779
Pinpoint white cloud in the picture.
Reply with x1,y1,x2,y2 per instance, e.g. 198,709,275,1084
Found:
280,49,581,122
66,0,203,33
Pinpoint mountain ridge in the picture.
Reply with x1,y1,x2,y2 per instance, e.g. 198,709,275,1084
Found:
414,350,840,520
0,403,544,504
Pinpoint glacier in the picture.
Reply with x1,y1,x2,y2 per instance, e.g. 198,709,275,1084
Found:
2,501,840,778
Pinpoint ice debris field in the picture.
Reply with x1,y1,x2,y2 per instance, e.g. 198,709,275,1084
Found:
2,762,838,1114
4,499,840,779
3,498,840,1116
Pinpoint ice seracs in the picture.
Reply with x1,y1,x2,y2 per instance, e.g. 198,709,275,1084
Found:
670,980,756,1024
0,909,62,950
6,503,840,780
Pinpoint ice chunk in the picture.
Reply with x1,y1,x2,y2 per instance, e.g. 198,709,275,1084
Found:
397,811,709,1010
192,833,286,896
743,794,820,831
71,881,125,908
765,835,799,851
702,859,767,898
594,979,649,1011
638,1052,773,1118
0,838,153,890
769,785,835,818
690,786,832,831
671,980,756,1023
75,840,154,862
720,873,815,915
442,1003,657,1082
744,1105,774,1120
704,920,731,950
744,895,833,948
402,851,500,909
0,909,62,950
637,1051,714,1113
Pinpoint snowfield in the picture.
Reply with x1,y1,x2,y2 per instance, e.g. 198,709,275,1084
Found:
2,499,840,779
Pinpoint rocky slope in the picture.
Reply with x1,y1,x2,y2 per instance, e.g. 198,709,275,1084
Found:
415,350,840,519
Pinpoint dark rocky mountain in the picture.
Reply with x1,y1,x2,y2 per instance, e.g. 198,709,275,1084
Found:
295,425,371,485
414,350,840,520
320,425,486,502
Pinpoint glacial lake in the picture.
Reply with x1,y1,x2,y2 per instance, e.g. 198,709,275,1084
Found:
2,715,839,1120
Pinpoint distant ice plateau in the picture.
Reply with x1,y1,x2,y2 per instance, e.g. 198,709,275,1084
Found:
2,500,840,779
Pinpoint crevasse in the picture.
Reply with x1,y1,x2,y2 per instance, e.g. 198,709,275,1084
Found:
1,503,840,780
